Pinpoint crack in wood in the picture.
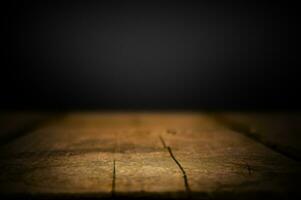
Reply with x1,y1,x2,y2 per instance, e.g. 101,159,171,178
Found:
159,135,167,148
111,159,116,197
111,132,119,197
159,135,191,196
246,163,252,176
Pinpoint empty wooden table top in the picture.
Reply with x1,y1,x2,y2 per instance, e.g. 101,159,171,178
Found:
0,112,300,199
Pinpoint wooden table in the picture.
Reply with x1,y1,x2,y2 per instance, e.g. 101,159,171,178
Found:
0,112,300,199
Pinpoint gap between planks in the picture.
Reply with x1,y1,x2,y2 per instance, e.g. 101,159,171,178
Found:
211,115,301,162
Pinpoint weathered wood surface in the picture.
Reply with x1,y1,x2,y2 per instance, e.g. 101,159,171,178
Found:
0,112,300,199
0,112,50,145
212,112,301,161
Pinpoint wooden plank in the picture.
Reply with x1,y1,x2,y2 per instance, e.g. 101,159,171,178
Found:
0,113,184,197
212,112,301,161
54,113,198,198
0,112,50,145
0,112,300,199
114,129,184,195
159,115,300,198
0,114,114,196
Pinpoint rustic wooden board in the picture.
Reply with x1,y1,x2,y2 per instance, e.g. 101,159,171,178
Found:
0,112,50,145
212,112,301,161
114,129,184,195
160,115,300,198
0,114,114,195
0,112,300,199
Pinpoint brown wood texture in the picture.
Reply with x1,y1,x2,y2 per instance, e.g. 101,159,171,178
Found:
0,112,50,144
213,112,301,161
0,112,300,199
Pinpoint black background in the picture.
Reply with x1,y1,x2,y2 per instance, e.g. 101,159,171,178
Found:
1,0,299,111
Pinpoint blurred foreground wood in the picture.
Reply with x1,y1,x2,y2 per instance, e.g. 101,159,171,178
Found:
0,112,300,199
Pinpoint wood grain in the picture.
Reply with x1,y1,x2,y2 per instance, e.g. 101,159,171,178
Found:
213,112,301,161
0,112,300,199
